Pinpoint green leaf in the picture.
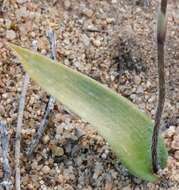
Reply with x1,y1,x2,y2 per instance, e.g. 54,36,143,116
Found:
9,44,167,182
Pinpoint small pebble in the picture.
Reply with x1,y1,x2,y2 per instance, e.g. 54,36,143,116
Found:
31,161,38,170
6,30,16,40
136,86,144,94
174,151,179,160
57,174,64,184
165,126,176,138
64,0,71,10
171,135,179,150
92,38,101,47
27,183,34,190
16,7,28,19
42,135,50,144
5,19,12,29
106,17,115,24
81,34,90,46
82,8,93,18
42,166,50,174
134,76,141,85
51,144,64,157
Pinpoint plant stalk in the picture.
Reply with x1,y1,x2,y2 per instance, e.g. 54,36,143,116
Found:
151,0,168,173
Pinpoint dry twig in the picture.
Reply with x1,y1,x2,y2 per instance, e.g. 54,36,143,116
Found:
151,0,168,173
15,41,37,190
15,73,29,190
26,29,56,157
0,122,12,190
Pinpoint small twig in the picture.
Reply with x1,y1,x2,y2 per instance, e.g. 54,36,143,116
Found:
151,0,168,173
0,122,12,190
84,28,102,33
83,28,108,34
15,73,29,190
47,29,57,60
26,29,56,157
15,41,37,190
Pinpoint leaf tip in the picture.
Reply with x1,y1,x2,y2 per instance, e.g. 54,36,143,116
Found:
7,43,30,64
7,42,19,53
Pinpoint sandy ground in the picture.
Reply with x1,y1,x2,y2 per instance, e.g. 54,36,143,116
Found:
0,0,179,189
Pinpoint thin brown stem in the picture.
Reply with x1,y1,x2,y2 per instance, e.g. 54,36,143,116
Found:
161,0,168,13
151,0,168,173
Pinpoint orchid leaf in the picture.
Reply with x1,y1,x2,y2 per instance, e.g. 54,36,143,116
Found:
9,44,167,182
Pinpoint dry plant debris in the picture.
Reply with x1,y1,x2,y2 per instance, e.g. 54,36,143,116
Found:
26,30,56,157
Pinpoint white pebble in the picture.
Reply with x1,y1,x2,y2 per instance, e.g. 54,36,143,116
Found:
6,30,16,40
42,166,50,174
